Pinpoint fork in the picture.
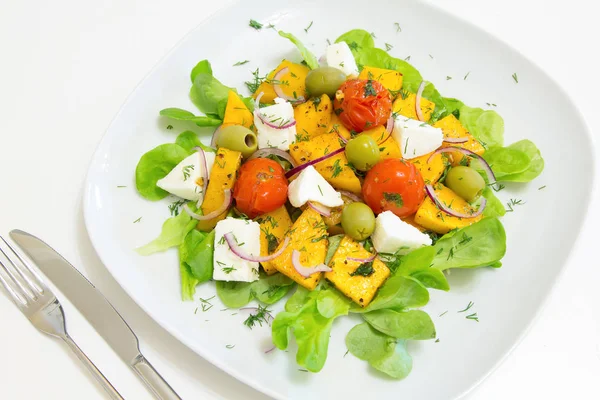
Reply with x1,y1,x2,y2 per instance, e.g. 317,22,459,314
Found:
0,236,124,400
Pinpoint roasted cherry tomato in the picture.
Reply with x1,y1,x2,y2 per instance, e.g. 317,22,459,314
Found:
334,79,392,133
233,158,288,218
362,159,425,218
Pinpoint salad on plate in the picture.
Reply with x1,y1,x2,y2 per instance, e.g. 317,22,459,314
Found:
134,27,544,379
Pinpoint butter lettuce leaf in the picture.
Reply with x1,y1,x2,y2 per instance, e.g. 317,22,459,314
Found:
135,143,189,201
216,273,295,308
278,31,319,69
136,205,198,256
159,108,222,127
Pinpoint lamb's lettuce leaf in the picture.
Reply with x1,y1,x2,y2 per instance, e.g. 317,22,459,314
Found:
136,205,198,256
159,108,222,127
215,273,295,308
135,143,189,200
175,130,215,153
363,309,436,340
458,106,504,148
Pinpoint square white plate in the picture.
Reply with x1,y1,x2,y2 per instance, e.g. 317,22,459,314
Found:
83,0,595,398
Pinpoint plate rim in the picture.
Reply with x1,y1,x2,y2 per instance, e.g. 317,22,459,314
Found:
82,0,597,398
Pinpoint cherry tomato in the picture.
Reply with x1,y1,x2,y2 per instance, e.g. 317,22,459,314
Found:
334,79,392,133
233,158,288,218
362,159,425,218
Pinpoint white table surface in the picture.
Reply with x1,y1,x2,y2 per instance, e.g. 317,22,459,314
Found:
1,0,598,398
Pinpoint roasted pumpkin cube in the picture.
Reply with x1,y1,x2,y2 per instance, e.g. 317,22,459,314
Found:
393,92,435,121
270,208,328,290
410,152,449,185
434,114,485,166
256,207,293,275
252,60,310,104
359,125,402,160
221,90,254,131
358,66,403,95
327,113,352,141
414,183,483,234
197,148,242,231
325,236,390,307
289,132,361,194
294,94,332,140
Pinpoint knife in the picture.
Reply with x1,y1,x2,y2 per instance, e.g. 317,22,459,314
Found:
10,229,182,400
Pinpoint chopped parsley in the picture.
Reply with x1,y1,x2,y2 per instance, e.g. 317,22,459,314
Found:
249,19,263,30
350,260,375,277
363,80,377,97
383,192,403,208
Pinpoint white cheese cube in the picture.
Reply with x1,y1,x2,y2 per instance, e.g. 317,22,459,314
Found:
325,42,359,77
213,218,261,282
392,115,443,159
156,151,215,202
287,165,343,208
255,98,296,150
372,211,432,255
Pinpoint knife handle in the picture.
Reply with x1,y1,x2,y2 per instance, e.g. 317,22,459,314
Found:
132,354,182,400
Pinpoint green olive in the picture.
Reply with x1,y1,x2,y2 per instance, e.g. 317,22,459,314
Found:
341,202,376,241
305,67,347,97
345,135,381,171
215,125,258,159
444,166,486,203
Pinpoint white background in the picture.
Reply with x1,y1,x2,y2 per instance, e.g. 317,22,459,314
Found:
1,0,598,399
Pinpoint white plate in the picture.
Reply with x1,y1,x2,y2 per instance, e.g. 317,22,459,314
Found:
83,0,595,398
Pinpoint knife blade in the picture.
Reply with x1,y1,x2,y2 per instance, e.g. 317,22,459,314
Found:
10,229,181,400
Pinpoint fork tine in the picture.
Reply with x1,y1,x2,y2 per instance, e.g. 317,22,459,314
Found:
0,258,29,306
0,236,45,294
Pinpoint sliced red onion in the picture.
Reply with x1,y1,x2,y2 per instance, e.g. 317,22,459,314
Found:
308,202,331,217
427,147,496,185
386,115,395,135
273,67,306,104
415,81,426,122
193,147,209,208
338,190,362,202
443,137,469,144
224,233,290,263
291,250,332,277
285,147,345,179
337,132,348,144
211,126,222,147
264,346,276,354
248,148,297,167
347,253,377,263
425,184,486,218
254,91,264,110
183,189,232,220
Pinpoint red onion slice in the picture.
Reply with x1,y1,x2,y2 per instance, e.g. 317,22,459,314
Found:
425,184,486,218
427,147,496,185
193,146,209,208
291,250,332,277
338,190,362,202
264,346,276,354
272,67,306,104
337,132,348,144
224,233,290,263
247,148,297,167
183,189,232,220
308,202,331,217
415,81,426,122
443,137,469,144
285,147,345,179
347,253,377,263
386,115,395,135
211,126,222,147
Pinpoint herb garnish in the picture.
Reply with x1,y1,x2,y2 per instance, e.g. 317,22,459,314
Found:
249,19,263,30
363,80,377,97
133,217,142,223
182,164,194,181
394,22,401,32
457,301,474,313
383,192,403,208
199,296,215,312
331,159,343,178
350,260,375,277
233,60,250,66
243,305,272,329
464,71,471,80
512,73,519,83
385,43,393,51
168,199,186,216
304,21,314,33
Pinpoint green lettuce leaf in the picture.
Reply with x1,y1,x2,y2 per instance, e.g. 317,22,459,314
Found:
272,287,349,372
345,322,413,379
353,275,429,313
410,268,450,291
335,29,375,51
278,31,319,69
189,72,233,119
175,130,216,153
458,106,504,148
483,146,531,179
363,309,436,340
135,143,189,200
178,229,207,300
181,229,215,283
215,273,295,308
431,218,506,270
500,140,544,182
190,59,213,83
482,187,506,218
159,108,222,127
179,262,199,301
136,207,198,255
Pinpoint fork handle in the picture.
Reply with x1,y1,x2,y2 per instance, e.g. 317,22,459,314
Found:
132,354,182,400
62,334,124,400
